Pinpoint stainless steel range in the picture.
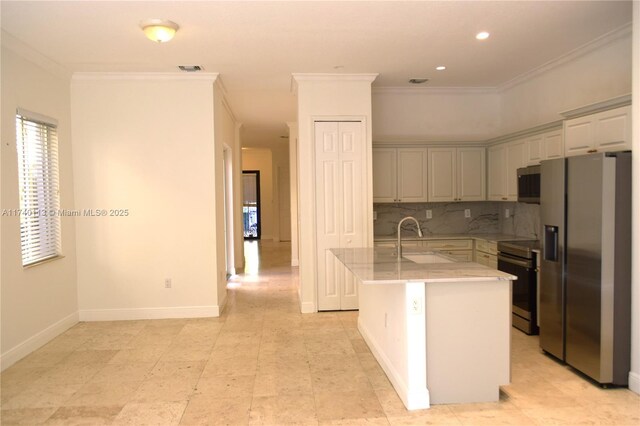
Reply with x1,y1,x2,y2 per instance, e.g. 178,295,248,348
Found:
498,240,540,335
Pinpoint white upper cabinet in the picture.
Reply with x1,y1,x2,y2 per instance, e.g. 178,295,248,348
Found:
488,140,524,201
372,147,428,202
564,105,631,157
397,148,429,202
428,147,485,202
372,148,397,202
525,129,564,165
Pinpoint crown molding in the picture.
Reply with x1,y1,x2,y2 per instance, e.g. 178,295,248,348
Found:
373,137,488,146
559,93,631,119
292,73,379,82
498,22,632,92
373,86,497,95
71,72,220,81
485,120,564,146
1,30,71,80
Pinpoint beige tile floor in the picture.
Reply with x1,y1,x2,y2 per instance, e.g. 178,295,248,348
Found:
1,240,639,425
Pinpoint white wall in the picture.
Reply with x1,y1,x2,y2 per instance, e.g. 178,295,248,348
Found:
1,46,79,369
71,74,224,320
271,143,290,242
213,83,241,305
242,148,274,241
373,89,501,142
500,28,632,134
287,122,299,266
629,2,639,395
294,74,376,313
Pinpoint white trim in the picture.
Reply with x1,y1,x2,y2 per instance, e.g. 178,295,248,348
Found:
0,311,78,372
292,73,378,82
1,30,71,79
78,305,221,321
485,120,564,146
498,23,632,92
358,317,430,410
629,372,640,395
373,138,488,147
291,259,299,267
373,86,495,95
559,94,632,119
72,72,220,81
300,301,316,314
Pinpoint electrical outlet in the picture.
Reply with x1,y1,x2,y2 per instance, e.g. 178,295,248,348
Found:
426,210,432,219
464,209,471,218
411,297,423,314
373,211,377,221
505,208,510,218
165,278,172,288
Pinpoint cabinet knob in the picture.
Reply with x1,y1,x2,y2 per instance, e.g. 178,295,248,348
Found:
347,239,352,244
502,197,508,201
587,149,598,153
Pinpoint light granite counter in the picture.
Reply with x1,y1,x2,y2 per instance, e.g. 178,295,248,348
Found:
373,232,535,243
330,247,516,284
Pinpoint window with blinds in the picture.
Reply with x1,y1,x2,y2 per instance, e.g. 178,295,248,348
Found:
16,110,62,266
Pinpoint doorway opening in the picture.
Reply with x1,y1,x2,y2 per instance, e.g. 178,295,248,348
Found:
242,170,261,240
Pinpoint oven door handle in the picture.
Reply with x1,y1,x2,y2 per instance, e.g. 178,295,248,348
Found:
498,253,532,269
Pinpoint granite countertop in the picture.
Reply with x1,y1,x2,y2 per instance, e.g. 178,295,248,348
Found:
373,233,536,243
330,247,517,285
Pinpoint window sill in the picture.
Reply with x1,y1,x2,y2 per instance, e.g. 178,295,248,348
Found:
23,254,65,269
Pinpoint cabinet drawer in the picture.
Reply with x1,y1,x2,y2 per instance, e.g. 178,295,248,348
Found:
441,250,473,262
475,239,497,256
424,239,473,251
475,251,497,268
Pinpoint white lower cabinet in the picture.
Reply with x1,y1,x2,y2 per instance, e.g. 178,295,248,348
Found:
474,239,497,269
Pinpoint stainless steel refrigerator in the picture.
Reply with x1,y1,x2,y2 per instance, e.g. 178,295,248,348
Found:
540,152,631,385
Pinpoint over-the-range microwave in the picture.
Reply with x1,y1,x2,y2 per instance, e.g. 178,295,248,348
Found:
517,165,540,204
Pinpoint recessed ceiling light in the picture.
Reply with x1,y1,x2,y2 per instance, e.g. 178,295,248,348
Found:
476,31,490,40
409,78,429,84
140,19,179,43
435,66,446,71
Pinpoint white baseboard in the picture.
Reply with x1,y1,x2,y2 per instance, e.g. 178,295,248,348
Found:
300,301,316,314
79,305,221,321
629,371,640,395
0,311,79,372
358,318,430,410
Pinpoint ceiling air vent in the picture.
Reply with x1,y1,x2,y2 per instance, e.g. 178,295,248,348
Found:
178,65,203,72
409,78,429,84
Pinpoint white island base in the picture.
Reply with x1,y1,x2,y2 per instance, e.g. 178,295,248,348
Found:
358,279,511,409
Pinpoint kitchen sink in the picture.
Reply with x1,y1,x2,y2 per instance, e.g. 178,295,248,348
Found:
403,253,454,264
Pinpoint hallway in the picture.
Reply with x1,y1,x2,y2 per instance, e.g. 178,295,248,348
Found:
1,241,639,425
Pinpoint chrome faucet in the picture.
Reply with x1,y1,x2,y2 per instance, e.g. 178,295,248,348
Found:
397,216,423,260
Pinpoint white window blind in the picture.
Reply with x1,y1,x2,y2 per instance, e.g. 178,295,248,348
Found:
16,110,61,266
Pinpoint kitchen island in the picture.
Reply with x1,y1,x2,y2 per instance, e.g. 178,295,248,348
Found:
330,247,516,410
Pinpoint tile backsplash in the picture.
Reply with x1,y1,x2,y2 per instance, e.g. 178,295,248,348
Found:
374,201,540,239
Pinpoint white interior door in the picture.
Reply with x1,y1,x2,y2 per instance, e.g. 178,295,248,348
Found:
315,121,364,311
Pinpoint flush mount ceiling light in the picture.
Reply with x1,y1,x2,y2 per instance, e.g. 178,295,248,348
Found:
476,31,490,40
140,19,179,43
409,78,429,84
435,66,446,71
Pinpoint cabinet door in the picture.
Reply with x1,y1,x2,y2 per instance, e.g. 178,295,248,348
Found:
427,148,456,202
594,105,631,152
543,130,564,160
506,140,525,200
526,134,544,165
372,148,397,202
564,116,594,157
457,147,486,201
487,145,506,201
397,148,428,202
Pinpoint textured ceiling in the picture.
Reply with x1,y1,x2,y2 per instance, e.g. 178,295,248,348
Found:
1,1,632,147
